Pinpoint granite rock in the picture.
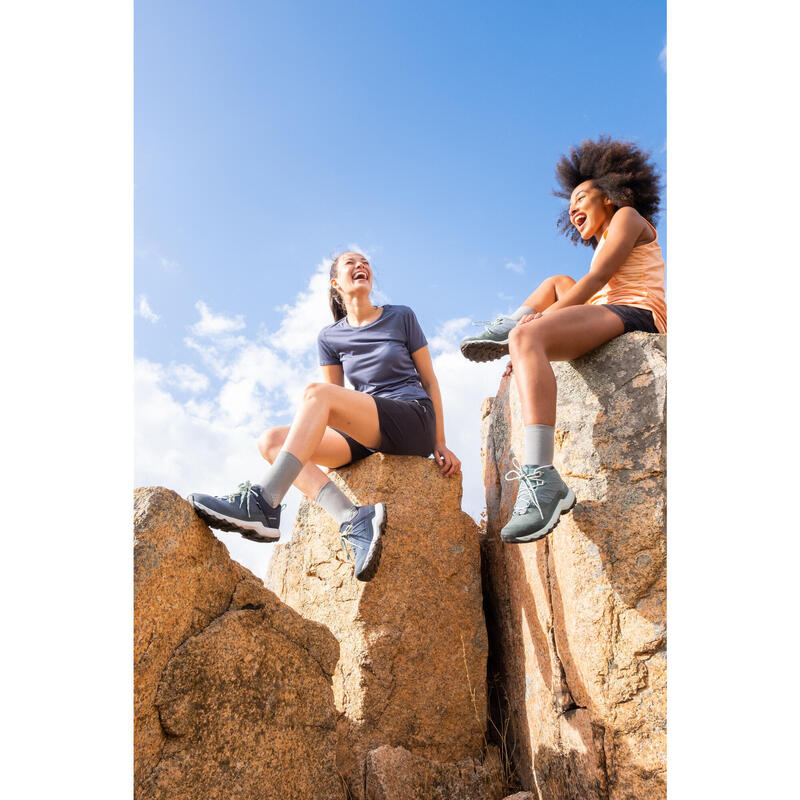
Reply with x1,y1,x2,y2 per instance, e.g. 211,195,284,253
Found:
481,333,667,800
267,454,489,798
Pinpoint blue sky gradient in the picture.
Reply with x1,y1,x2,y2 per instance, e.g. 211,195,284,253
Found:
135,0,666,574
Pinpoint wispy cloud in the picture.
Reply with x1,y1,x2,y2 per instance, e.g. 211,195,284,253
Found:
505,257,526,275
136,294,160,323
659,44,666,72
191,300,246,337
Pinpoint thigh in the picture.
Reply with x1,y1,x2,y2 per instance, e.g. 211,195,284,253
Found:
324,384,382,449
523,304,625,361
309,427,358,469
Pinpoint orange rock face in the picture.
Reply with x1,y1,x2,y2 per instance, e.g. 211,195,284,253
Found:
134,487,342,800
267,454,491,799
481,333,666,800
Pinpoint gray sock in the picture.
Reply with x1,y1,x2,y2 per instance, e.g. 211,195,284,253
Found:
510,304,536,321
257,450,303,507
315,480,357,526
524,424,554,466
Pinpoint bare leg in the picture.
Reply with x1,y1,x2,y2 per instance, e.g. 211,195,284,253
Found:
521,275,576,313
258,425,354,499
508,305,624,425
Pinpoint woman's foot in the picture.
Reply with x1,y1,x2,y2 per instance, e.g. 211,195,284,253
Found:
501,462,575,543
188,481,281,542
339,503,386,581
460,316,516,362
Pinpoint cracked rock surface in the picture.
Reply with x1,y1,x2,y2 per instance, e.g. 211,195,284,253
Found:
481,333,666,800
134,487,341,800
267,454,491,799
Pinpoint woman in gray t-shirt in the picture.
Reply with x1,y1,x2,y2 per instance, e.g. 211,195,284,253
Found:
188,251,460,583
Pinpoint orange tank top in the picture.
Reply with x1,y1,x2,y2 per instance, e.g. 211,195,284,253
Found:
588,220,667,333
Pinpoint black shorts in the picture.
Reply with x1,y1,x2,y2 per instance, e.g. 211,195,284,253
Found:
603,304,659,334
334,395,437,466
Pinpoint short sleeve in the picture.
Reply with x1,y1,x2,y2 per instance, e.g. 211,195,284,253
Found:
317,328,341,366
401,306,428,353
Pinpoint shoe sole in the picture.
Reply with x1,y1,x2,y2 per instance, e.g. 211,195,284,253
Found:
460,338,509,363
189,498,281,543
355,503,386,582
501,488,577,544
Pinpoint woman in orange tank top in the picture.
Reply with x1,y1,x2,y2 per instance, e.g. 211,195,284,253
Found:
460,137,665,544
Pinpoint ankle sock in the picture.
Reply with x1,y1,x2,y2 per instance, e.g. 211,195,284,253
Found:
510,304,536,321
315,481,357,525
257,450,303,507
524,424,554,466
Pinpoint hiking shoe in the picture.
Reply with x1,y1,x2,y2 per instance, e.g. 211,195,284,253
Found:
339,503,387,581
188,481,281,542
500,460,576,543
460,316,516,362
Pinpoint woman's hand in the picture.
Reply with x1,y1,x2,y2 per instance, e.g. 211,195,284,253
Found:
502,360,514,378
433,444,461,477
517,311,544,325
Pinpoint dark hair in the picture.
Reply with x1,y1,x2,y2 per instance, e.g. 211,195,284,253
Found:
328,252,349,321
554,136,662,247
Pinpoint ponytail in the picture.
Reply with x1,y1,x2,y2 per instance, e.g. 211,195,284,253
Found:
329,286,347,321
329,253,347,321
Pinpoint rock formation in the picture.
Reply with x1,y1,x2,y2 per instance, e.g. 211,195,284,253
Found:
266,453,495,798
134,487,342,800
481,333,666,800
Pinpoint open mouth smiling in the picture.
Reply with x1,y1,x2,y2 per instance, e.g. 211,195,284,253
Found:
572,212,587,229
352,268,369,281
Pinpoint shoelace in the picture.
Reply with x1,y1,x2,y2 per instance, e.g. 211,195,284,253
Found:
472,316,508,331
339,510,368,562
224,481,260,516
504,458,545,519
223,481,285,518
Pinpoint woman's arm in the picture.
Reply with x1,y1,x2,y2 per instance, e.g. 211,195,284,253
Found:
411,345,461,477
542,207,648,314
320,364,345,386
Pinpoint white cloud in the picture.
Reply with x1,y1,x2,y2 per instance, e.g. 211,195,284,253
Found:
505,257,526,275
136,294,160,323
165,363,209,394
429,316,471,353
659,44,667,72
191,300,246,337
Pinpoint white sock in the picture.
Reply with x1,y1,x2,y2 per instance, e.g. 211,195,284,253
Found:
524,424,554,466
510,304,536,321
315,481,357,526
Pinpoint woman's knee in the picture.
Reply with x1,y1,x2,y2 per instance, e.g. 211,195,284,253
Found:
257,426,288,461
552,274,576,297
302,382,333,404
509,320,548,353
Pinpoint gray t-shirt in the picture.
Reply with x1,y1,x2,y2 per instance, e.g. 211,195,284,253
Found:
317,304,430,401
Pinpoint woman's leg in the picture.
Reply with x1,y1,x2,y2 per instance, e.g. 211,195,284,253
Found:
257,382,380,507
509,304,623,426
500,305,623,544
461,274,576,363
521,274,576,313
257,425,353,499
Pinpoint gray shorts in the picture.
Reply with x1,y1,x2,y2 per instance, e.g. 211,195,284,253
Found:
334,395,436,466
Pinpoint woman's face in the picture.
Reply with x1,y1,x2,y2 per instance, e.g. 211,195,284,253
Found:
332,252,373,294
569,181,615,241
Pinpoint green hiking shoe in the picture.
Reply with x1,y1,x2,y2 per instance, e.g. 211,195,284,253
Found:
500,460,576,543
460,316,516,362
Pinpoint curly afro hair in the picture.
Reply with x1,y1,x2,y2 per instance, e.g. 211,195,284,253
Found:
554,136,662,246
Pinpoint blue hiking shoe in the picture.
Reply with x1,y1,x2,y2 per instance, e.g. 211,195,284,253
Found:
460,316,516,362
500,460,576,543
339,503,387,582
188,481,281,543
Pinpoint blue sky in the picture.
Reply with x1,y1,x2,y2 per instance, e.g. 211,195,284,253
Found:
134,0,666,575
